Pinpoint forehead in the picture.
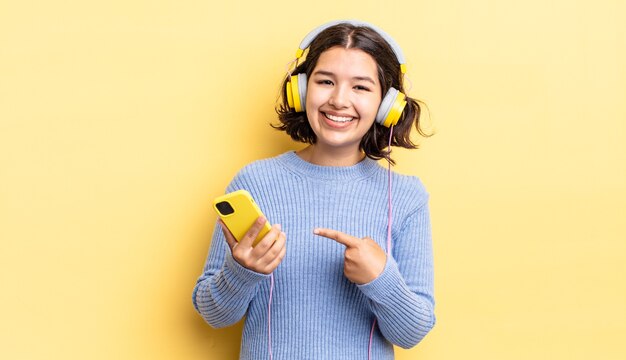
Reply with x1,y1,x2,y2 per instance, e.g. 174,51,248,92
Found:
313,46,379,81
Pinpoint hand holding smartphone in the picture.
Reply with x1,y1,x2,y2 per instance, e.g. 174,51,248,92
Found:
213,190,287,274
213,190,272,247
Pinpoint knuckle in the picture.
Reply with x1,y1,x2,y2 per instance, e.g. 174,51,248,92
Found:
241,258,254,268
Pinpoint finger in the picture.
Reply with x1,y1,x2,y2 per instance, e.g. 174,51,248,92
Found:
313,227,359,247
252,224,282,255
239,216,268,248
258,230,286,264
218,219,238,250
262,239,287,274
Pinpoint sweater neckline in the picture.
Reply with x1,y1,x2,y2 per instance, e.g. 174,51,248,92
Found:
278,151,380,181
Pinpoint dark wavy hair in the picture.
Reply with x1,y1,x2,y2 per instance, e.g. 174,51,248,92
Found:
273,23,431,165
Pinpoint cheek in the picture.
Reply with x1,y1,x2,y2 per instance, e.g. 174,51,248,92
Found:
355,96,382,118
304,88,322,114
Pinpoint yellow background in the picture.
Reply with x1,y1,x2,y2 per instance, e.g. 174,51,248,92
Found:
1,0,625,359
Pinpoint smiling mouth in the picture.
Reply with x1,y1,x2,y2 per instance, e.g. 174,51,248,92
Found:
323,112,355,123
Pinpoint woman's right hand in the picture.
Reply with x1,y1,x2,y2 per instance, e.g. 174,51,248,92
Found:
219,216,286,275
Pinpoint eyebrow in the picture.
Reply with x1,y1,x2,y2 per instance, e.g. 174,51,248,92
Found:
312,70,377,85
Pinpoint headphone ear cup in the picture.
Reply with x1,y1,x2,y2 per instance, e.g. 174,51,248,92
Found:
286,73,308,112
376,87,407,127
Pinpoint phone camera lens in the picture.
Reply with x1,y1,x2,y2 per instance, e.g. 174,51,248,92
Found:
216,201,235,216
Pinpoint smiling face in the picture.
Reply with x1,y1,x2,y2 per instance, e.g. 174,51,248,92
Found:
305,46,382,158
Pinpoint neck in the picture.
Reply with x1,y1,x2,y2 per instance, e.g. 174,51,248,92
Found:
296,144,365,167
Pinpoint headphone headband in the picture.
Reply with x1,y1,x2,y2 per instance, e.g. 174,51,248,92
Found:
296,19,407,74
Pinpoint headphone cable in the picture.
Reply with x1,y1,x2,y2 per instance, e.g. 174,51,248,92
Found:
369,125,394,360
268,273,274,360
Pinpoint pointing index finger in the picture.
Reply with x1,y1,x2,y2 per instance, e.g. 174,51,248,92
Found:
314,228,358,247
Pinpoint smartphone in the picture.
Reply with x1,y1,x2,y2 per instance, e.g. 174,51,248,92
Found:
213,189,271,247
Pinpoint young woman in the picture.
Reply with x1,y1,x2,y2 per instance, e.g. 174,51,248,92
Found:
193,20,435,359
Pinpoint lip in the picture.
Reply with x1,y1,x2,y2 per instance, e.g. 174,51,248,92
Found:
321,111,358,129
323,110,356,119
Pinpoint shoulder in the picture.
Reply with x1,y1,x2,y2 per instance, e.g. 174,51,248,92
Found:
235,153,290,178
236,157,277,177
227,152,292,190
389,170,430,212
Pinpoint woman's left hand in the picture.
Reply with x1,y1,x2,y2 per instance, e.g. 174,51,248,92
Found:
314,228,387,285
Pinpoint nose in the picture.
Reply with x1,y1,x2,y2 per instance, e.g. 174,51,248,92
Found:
328,85,349,108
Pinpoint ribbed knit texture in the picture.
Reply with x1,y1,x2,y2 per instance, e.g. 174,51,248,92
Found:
193,151,435,359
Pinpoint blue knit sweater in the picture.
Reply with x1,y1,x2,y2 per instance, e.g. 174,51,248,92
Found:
193,151,435,359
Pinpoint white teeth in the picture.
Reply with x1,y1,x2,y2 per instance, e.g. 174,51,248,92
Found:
325,113,354,122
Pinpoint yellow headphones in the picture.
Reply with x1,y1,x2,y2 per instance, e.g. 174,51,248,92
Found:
286,20,408,128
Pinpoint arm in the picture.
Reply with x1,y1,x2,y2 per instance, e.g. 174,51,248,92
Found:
357,203,435,348
192,220,269,328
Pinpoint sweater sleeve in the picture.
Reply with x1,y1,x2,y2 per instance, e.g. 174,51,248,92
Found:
357,201,436,348
192,222,269,328
192,171,270,328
